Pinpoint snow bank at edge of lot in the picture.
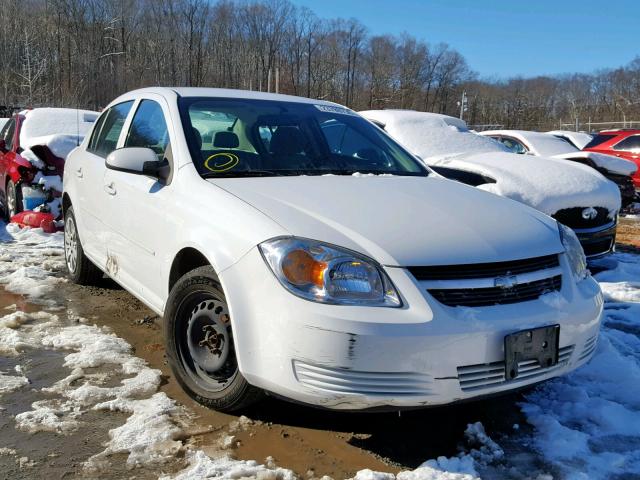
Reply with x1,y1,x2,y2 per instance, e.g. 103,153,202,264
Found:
519,252,640,479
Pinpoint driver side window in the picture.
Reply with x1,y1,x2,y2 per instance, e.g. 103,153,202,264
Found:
125,100,169,157
500,137,528,155
1,118,16,151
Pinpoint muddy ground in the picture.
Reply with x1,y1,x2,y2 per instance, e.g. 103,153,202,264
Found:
2,217,638,479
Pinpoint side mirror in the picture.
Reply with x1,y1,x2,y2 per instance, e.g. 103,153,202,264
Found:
0,139,6,152
106,147,167,180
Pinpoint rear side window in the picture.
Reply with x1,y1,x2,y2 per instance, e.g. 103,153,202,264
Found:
584,134,616,149
613,135,640,153
125,100,169,157
88,101,133,157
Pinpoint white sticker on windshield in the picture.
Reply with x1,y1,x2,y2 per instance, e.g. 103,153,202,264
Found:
314,104,357,116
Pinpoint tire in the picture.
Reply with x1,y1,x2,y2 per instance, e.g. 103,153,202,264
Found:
164,266,262,412
64,206,103,285
5,180,22,220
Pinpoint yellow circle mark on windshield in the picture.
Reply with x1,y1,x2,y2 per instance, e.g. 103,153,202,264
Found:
204,152,240,172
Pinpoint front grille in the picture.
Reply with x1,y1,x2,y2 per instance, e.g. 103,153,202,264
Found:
580,237,614,258
293,361,432,396
553,207,610,229
457,345,574,392
408,254,559,281
428,275,561,307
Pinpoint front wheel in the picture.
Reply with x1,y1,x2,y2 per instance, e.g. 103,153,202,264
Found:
164,266,262,412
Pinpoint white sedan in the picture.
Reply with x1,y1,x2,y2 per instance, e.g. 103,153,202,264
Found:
361,110,621,259
480,129,637,207
62,88,603,412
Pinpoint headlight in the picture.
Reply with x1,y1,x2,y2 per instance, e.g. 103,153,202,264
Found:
259,237,402,307
558,223,588,281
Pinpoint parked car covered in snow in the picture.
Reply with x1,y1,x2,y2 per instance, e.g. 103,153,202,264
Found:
479,129,637,207
63,88,603,412
547,130,593,150
360,110,621,258
0,108,99,224
582,129,640,190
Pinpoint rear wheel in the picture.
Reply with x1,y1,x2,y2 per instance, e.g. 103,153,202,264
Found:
164,266,262,412
5,180,22,220
64,206,103,285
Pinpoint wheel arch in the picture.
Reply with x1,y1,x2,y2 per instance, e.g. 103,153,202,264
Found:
168,247,218,294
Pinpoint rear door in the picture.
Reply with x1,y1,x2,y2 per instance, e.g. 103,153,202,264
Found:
75,101,134,265
101,95,175,310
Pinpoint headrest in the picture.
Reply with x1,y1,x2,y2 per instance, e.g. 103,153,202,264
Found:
269,126,306,156
192,128,202,150
214,131,239,149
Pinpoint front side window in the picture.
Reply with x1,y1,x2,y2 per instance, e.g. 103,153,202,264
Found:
179,98,427,178
613,135,640,153
88,101,134,158
499,137,528,154
125,100,169,157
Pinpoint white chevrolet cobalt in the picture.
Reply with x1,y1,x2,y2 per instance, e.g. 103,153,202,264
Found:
63,88,603,412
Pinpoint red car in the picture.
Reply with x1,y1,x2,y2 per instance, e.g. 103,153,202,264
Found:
0,108,98,222
583,129,640,190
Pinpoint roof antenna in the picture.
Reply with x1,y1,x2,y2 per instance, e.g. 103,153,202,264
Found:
76,105,80,147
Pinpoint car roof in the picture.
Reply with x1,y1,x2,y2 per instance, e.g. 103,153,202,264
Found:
108,86,341,108
598,129,640,135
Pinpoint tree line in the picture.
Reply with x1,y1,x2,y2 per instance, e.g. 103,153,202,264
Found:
1,0,639,131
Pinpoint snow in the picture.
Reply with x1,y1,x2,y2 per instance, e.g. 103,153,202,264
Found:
360,110,621,216
33,172,63,192
555,151,637,176
20,148,46,169
518,251,640,479
0,369,29,394
361,110,509,159
547,131,594,150
19,108,98,157
0,118,8,130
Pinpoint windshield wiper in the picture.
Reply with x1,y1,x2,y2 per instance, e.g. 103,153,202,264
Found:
201,170,289,178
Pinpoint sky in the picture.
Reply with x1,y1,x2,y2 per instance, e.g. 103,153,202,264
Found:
293,0,640,79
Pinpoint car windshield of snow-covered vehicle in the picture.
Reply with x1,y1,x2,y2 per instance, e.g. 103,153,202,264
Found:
179,98,428,178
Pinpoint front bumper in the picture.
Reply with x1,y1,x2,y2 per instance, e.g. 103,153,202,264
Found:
574,221,617,259
220,248,604,410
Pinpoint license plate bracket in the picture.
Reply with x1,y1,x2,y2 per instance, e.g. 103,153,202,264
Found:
504,325,559,380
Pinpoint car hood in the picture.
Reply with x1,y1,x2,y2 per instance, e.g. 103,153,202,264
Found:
552,151,638,177
426,151,621,217
209,175,562,267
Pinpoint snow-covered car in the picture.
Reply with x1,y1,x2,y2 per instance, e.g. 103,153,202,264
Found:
0,108,99,224
360,111,621,259
547,130,593,150
63,87,603,412
480,129,637,207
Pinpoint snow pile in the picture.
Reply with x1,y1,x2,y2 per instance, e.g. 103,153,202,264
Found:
0,368,29,394
547,131,593,150
20,148,46,170
33,172,63,192
19,108,98,155
359,110,622,216
520,252,640,479
0,223,64,302
361,110,507,159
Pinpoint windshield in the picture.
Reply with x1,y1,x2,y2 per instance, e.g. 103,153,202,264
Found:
178,97,428,177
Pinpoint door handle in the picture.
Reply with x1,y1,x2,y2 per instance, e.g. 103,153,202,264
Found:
104,182,116,195
75,167,83,178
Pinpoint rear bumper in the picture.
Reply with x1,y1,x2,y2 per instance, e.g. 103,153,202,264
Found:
574,221,617,259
